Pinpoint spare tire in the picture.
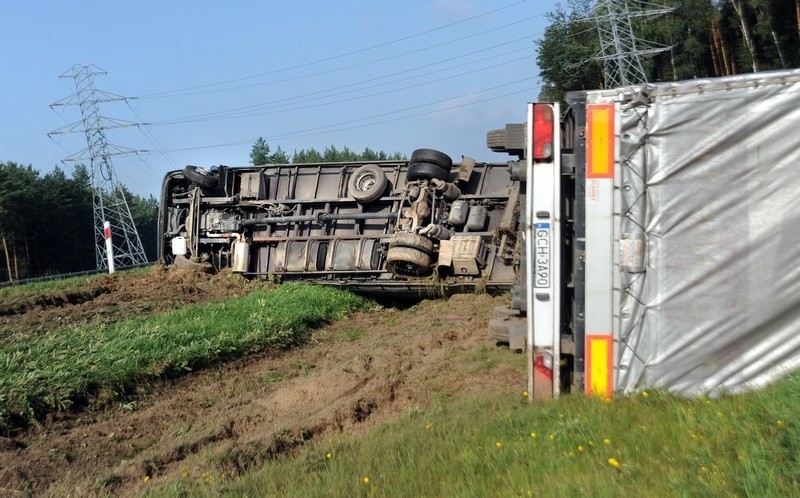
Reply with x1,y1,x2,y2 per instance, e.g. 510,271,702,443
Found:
172,254,213,273
183,165,219,188
410,149,453,171
388,232,434,253
486,129,507,151
348,164,388,204
385,246,432,277
407,162,450,182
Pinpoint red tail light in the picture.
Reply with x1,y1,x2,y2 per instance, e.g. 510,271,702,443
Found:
535,352,553,380
532,104,554,161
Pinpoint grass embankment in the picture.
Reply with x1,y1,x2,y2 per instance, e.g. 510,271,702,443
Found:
0,283,368,431
151,374,800,497
0,265,150,299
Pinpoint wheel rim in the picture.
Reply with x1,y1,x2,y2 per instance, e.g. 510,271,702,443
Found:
355,172,376,192
392,260,424,275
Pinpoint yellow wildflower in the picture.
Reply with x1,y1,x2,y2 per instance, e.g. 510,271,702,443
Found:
608,457,621,470
363,477,370,485
777,420,785,428
603,438,612,446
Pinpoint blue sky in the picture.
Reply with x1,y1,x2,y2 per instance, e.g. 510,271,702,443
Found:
2,0,558,197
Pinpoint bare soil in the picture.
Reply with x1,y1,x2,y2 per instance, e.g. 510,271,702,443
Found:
0,268,523,497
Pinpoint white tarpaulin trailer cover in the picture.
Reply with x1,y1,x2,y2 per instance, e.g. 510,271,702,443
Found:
587,69,800,396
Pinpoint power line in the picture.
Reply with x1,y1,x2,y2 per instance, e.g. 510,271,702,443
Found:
139,0,541,98
266,80,539,141
150,76,540,154
106,74,181,174
143,17,539,102
148,34,535,126
152,52,535,126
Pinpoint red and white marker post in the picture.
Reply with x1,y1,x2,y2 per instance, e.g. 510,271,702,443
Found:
103,221,115,274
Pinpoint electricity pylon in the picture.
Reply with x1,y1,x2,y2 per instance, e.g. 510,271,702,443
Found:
49,64,149,271
587,0,673,87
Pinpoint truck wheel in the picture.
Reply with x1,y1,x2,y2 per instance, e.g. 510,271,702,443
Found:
486,129,507,151
410,149,453,170
386,246,432,276
348,164,388,203
488,317,511,344
183,165,219,188
172,254,213,273
407,162,450,182
388,232,434,253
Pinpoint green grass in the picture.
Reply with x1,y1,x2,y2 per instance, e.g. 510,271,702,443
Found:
147,373,800,497
340,327,367,342
0,283,368,431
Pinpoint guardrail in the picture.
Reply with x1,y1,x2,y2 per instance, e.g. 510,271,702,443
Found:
0,262,154,288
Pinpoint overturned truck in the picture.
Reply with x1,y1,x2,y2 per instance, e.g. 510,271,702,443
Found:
159,68,800,400
158,149,523,296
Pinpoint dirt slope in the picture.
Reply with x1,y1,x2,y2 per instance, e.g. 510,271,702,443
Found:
0,269,523,497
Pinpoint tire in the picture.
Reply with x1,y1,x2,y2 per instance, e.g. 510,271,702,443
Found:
388,232,434,253
348,164,388,203
407,162,450,182
410,149,453,171
486,129,507,151
385,246,432,277
183,165,219,188
172,254,213,273
492,305,519,319
488,317,511,344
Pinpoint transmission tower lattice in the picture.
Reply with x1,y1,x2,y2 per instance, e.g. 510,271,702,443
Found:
49,64,149,270
587,0,673,88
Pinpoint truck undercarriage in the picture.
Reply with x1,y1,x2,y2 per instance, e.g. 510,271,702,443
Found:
158,151,524,298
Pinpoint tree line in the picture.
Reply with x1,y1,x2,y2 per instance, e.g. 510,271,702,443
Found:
0,162,157,282
249,137,405,165
537,0,800,101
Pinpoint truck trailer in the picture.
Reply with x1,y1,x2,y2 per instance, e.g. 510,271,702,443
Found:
498,68,800,399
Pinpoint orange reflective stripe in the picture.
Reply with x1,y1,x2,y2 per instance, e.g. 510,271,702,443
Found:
586,334,613,397
586,104,615,179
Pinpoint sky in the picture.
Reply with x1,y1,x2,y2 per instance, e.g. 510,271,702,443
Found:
1,0,559,197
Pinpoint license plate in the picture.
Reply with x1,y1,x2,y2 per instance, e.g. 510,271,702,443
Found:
534,223,550,288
